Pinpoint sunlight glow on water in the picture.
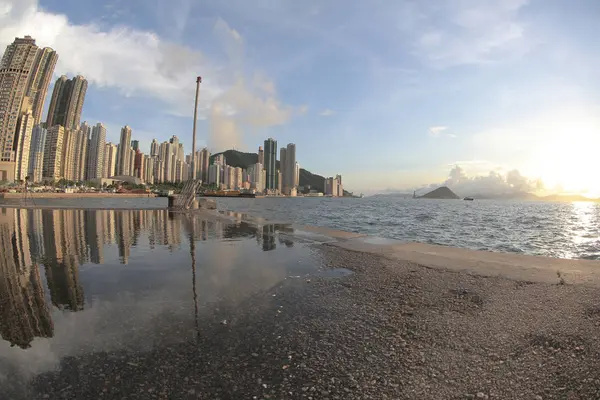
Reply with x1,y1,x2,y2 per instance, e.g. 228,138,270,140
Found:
218,197,600,260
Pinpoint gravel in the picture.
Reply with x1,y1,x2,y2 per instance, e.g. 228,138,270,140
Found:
3,243,600,399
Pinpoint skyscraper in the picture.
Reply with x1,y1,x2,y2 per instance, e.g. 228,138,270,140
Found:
208,164,221,186
72,123,89,181
128,148,135,177
131,140,139,151
43,125,65,180
286,143,297,189
280,147,287,190
144,155,154,184
103,143,118,178
258,146,264,165
325,175,344,197
163,142,174,182
0,36,57,181
27,47,59,124
46,75,88,130
116,125,132,176
134,150,144,179
150,139,159,157
60,128,77,180
198,147,210,183
28,125,46,183
86,123,106,180
264,138,277,190
14,106,35,182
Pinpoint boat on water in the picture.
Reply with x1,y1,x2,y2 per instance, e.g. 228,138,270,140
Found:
463,197,474,201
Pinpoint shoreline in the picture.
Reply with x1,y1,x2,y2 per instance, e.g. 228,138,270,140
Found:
1,201,599,286
205,208,600,287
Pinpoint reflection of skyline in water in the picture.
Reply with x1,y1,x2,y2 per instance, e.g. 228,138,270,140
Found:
0,208,294,349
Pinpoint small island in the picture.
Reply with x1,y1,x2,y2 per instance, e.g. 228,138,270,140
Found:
419,186,460,199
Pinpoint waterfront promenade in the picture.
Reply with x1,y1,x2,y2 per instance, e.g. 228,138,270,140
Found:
0,192,157,199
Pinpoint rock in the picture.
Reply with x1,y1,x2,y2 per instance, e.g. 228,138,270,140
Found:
476,393,485,399
197,198,216,209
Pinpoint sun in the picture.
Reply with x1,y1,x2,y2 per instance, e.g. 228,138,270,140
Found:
527,109,600,197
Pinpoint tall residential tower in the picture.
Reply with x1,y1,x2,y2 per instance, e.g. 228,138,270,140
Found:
46,75,88,130
264,138,277,190
86,123,106,180
0,36,57,181
116,126,132,176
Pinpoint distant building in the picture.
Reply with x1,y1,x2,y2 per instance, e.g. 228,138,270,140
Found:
134,150,144,180
131,140,139,151
286,143,297,189
335,174,344,197
208,164,221,186
103,142,118,178
43,125,64,180
144,155,154,184
28,125,46,183
233,167,243,189
213,153,226,167
264,138,277,190
150,139,159,157
116,126,132,176
86,123,106,180
128,148,135,177
198,148,210,183
258,146,264,165
46,75,87,131
325,175,344,197
0,37,57,181
277,170,282,194
248,163,264,192
280,147,287,190
71,122,89,181
14,106,35,182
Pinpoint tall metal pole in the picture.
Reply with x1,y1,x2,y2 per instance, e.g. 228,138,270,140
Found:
191,76,202,181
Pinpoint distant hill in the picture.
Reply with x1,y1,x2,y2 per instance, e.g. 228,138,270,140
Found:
210,149,329,193
420,186,460,199
541,194,598,202
462,191,539,201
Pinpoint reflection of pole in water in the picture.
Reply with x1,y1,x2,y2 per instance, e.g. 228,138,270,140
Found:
188,216,200,339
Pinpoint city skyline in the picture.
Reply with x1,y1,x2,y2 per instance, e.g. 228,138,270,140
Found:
1,1,599,195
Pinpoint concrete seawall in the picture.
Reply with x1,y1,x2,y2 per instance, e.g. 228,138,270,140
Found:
0,192,157,199
292,224,600,287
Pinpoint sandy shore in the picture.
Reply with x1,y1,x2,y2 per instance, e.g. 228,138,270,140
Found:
14,241,600,399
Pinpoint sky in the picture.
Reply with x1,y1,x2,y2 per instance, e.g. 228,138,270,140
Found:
1,0,600,195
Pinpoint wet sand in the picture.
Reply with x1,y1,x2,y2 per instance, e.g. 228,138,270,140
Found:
2,209,600,399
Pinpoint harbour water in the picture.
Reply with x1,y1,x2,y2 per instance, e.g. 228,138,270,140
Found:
218,197,600,260
2,195,599,260
0,207,322,398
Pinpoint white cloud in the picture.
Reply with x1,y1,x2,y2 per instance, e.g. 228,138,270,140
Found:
431,164,543,197
399,0,533,68
319,108,335,117
429,126,456,138
0,0,299,151
428,126,447,136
